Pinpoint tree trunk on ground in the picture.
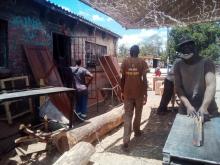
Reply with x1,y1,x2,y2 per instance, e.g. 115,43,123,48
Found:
54,105,124,152
53,142,95,165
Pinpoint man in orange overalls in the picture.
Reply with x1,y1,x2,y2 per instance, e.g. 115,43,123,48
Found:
120,45,148,151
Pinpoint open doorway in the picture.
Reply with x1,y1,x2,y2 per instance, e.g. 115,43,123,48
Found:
53,33,71,86
0,19,8,68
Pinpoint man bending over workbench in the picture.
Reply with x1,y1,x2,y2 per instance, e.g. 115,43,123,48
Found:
174,36,219,121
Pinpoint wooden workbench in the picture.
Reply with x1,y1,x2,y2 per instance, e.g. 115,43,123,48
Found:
163,114,220,165
0,87,75,128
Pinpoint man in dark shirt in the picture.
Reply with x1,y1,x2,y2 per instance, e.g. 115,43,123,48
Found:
120,45,148,150
70,59,93,121
174,36,218,121
156,59,180,115
156,65,175,115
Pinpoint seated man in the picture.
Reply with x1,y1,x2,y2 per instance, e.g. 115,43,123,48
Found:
156,65,175,115
174,36,218,120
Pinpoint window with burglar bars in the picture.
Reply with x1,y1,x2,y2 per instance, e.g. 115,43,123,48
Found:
85,41,107,68
0,19,7,68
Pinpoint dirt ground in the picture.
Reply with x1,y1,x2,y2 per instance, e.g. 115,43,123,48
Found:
89,91,177,165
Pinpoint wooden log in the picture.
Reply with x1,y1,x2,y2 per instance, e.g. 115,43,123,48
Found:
54,105,124,152
53,142,95,165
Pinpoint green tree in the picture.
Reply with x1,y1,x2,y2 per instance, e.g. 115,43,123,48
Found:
140,34,165,57
139,44,158,56
167,22,220,62
118,44,129,57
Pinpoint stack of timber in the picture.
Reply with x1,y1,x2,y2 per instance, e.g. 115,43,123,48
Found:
99,56,122,102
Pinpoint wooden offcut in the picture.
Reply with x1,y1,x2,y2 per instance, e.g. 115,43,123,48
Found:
54,105,124,152
53,142,95,165
192,116,203,147
15,142,47,156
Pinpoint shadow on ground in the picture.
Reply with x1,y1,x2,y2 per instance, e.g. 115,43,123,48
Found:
107,107,178,160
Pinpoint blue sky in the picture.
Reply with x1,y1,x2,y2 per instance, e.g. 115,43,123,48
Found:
48,0,167,48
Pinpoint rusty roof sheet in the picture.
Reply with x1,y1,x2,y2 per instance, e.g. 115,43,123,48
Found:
80,0,220,29
33,0,121,38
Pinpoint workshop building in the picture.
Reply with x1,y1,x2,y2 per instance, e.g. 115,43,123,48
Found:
0,0,120,92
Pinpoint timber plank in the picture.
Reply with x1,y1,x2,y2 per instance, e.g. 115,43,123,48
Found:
99,56,121,102
23,46,72,119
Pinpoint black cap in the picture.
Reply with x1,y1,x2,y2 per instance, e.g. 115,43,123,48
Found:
176,36,195,52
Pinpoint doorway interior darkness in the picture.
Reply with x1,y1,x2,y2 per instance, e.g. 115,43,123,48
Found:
0,19,8,68
53,33,71,85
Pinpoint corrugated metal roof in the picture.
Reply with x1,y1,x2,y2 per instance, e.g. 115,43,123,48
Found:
33,0,121,38
79,0,220,29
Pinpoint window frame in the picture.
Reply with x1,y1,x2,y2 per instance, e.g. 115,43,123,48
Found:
85,41,107,68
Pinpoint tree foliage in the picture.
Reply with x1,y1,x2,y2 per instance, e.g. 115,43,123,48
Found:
167,22,220,62
139,34,164,56
118,34,166,58
118,44,129,56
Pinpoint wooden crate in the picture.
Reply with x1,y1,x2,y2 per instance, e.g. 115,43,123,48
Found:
155,80,163,95
152,76,165,90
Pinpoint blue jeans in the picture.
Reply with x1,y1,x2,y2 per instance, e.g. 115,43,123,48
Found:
75,92,88,116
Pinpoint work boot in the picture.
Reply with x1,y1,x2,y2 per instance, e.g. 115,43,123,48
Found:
134,130,143,137
121,143,129,152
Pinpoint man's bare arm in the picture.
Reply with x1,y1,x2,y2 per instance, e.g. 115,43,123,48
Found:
199,72,216,114
85,72,93,86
